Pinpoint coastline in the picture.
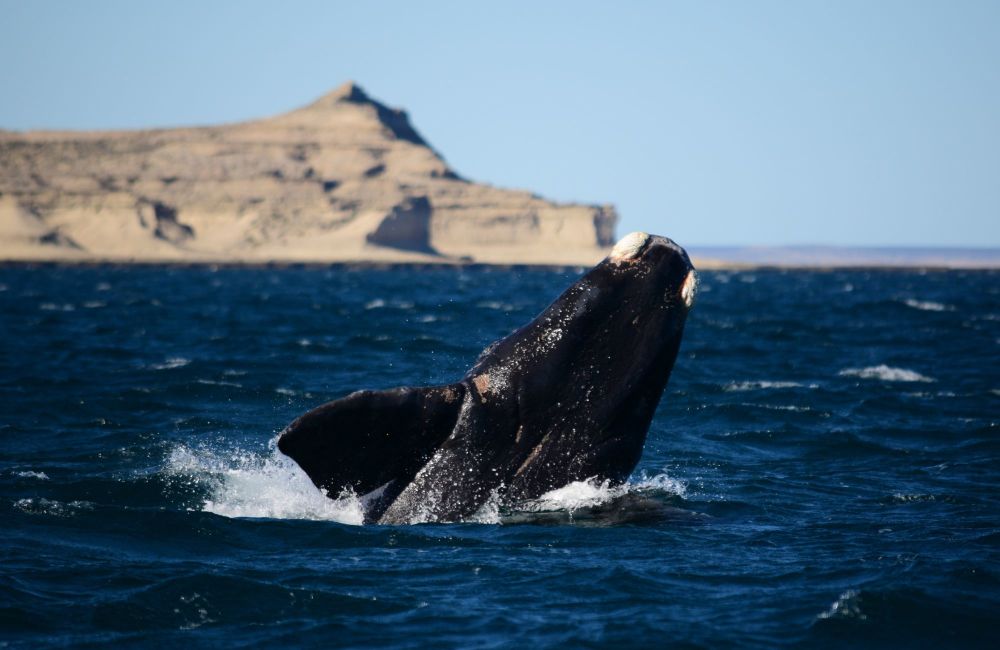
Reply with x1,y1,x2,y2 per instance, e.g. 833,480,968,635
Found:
2,255,996,271
2,238,996,271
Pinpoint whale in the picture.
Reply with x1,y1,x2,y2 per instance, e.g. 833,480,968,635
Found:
277,232,697,524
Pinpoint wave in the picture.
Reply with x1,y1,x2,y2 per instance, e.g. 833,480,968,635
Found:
39,302,75,312
149,357,191,370
724,380,816,391
163,442,365,525
838,365,934,382
14,498,93,517
476,300,518,311
13,470,49,480
902,298,952,312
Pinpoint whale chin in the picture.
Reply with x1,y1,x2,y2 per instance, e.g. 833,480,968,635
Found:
279,232,695,524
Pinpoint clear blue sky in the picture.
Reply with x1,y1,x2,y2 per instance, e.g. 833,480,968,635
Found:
3,0,998,246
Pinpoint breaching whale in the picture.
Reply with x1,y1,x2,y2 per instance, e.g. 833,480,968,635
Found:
277,232,697,524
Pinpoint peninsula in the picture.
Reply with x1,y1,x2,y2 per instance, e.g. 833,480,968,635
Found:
0,82,617,265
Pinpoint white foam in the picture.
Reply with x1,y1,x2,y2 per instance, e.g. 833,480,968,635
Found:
903,298,952,312
163,441,365,524
14,498,93,517
14,470,49,480
150,357,191,370
839,365,934,383
195,379,242,388
817,589,867,621
519,473,687,515
477,300,516,311
724,380,812,392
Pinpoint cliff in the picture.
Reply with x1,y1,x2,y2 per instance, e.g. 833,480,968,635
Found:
0,82,617,265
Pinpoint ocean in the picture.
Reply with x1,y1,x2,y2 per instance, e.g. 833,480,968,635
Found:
1,265,997,648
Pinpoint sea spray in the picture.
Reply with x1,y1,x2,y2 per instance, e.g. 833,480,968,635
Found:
164,439,365,524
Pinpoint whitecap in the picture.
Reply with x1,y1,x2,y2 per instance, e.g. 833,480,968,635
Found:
838,365,934,383
364,299,386,310
14,498,93,517
163,441,364,524
39,302,74,312
903,298,952,312
14,470,50,480
477,301,516,311
740,403,812,412
817,589,867,621
195,379,242,388
724,380,813,392
150,357,191,370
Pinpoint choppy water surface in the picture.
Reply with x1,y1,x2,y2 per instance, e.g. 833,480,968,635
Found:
1,265,997,648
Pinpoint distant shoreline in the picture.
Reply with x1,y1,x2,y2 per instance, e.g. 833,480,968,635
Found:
2,256,997,272
689,245,999,270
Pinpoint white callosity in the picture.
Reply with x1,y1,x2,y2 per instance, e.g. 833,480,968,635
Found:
609,231,650,262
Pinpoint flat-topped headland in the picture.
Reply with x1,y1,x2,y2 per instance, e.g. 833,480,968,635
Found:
0,82,616,265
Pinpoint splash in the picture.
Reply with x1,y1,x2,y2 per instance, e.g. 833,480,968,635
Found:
163,440,364,525
510,473,687,518
817,589,868,621
163,440,687,526
839,365,934,383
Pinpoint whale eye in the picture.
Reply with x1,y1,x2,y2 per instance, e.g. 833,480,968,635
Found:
609,232,650,262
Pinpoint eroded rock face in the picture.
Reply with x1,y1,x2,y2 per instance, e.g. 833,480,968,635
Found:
0,82,617,264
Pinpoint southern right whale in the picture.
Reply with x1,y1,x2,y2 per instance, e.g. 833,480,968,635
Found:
278,232,697,523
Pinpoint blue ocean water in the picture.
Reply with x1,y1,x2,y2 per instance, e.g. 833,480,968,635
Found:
0,265,997,648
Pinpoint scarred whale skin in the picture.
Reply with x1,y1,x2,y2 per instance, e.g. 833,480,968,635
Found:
277,232,696,524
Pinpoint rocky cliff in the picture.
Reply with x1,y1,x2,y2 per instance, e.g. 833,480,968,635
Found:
0,82,617,264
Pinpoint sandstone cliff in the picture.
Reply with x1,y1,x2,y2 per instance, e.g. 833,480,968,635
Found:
0,82,617,264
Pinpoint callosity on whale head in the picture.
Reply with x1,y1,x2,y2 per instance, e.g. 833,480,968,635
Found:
277,232,696,524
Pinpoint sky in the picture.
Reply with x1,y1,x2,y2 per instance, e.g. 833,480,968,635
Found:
2,1,998,247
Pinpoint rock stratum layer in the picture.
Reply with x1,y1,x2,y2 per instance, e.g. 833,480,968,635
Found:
0,82,617,265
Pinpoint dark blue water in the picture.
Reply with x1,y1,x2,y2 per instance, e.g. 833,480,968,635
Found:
1,265,997,648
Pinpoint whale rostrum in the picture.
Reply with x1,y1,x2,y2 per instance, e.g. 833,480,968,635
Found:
277,232,696,524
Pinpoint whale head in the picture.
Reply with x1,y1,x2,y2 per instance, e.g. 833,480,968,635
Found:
459,231,696,506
